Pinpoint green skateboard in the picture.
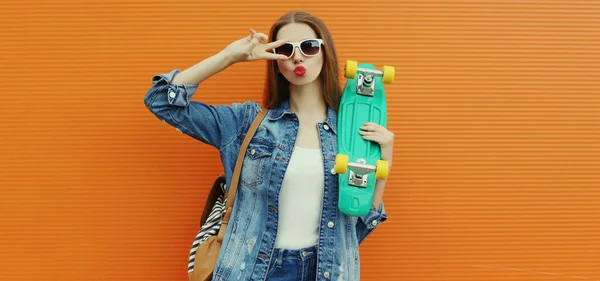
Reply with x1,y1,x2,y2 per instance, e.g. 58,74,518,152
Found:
334,60,395,216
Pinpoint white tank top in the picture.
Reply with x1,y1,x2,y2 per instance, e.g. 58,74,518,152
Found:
274,146,324,249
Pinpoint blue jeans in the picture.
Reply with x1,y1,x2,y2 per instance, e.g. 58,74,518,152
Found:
265,245,317,281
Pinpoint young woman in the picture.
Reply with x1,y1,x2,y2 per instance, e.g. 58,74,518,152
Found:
144,10,393,281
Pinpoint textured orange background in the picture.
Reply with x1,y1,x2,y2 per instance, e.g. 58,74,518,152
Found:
1,0,599,280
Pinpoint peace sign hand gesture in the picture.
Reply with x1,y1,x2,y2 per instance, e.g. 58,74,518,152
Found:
224,28,289,64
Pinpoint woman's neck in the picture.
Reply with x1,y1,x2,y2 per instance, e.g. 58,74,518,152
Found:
288,78,327,121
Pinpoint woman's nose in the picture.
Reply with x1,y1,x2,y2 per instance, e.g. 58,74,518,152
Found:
293,46,304,64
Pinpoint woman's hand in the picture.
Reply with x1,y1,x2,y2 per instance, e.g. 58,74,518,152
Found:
359,122,395,165
223,28,289,64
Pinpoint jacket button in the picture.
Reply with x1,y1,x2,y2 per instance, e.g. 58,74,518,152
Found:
327,221,334,228
323,124,330,130
251,149,256,155
324,271,330,278
371,220,378,226
169,91,176,98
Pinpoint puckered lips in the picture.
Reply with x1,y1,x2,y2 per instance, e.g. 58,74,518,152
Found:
293,66,306,76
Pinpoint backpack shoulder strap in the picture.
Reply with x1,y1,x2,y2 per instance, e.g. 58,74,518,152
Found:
217,108,267,242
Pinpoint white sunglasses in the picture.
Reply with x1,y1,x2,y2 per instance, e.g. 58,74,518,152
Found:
272,39,324,58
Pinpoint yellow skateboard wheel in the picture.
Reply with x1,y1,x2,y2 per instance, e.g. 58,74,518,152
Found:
345,60,358,79
334,154,349,174
382,65,395,84
375,160,389,180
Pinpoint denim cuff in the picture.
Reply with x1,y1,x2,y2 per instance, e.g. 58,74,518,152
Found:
151,69,199,107
361,201,387,230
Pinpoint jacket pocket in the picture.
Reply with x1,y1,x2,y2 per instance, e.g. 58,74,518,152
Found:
240,141,275,188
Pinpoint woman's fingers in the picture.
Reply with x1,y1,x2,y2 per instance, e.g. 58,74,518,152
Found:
248,28,267,42
360,124,378,132
261,38,289,60
259,51,289,61
247,28,267,46
246,28,257,41
359,132,382,142
254,32,268,43
359,130,382,137
359,122,387,143
264,38,289,50
362,122,388,132
245,29,289,61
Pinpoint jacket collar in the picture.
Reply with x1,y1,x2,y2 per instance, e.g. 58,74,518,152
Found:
267,99,337,134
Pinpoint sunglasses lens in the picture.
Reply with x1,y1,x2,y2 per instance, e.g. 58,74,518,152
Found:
300,40,321,56
274,43,294,57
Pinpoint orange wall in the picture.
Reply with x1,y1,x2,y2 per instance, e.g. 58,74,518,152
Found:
1,0,599,280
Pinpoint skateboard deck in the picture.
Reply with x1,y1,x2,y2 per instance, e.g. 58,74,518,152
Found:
334,60,395,216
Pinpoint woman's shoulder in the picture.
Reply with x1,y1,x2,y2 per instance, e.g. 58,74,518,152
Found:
236,100,264,132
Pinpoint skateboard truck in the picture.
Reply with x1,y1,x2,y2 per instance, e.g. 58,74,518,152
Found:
347,158,376,188
355,69,383,96
344,60,395,96
333,155,389,187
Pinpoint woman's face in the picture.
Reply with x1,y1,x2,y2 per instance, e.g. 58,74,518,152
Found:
274,23,324,86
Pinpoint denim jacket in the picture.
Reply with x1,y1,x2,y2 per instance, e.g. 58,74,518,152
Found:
144,69,388,281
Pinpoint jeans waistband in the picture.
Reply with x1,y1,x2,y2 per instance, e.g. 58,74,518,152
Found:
273,245,317,262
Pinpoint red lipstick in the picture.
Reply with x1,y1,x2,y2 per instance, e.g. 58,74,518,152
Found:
293,66,306,76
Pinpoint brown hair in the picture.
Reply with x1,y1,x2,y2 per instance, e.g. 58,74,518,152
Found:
262,11,341,112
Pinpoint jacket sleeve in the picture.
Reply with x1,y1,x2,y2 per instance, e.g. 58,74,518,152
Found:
143,69,256,150
356,200,388,244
